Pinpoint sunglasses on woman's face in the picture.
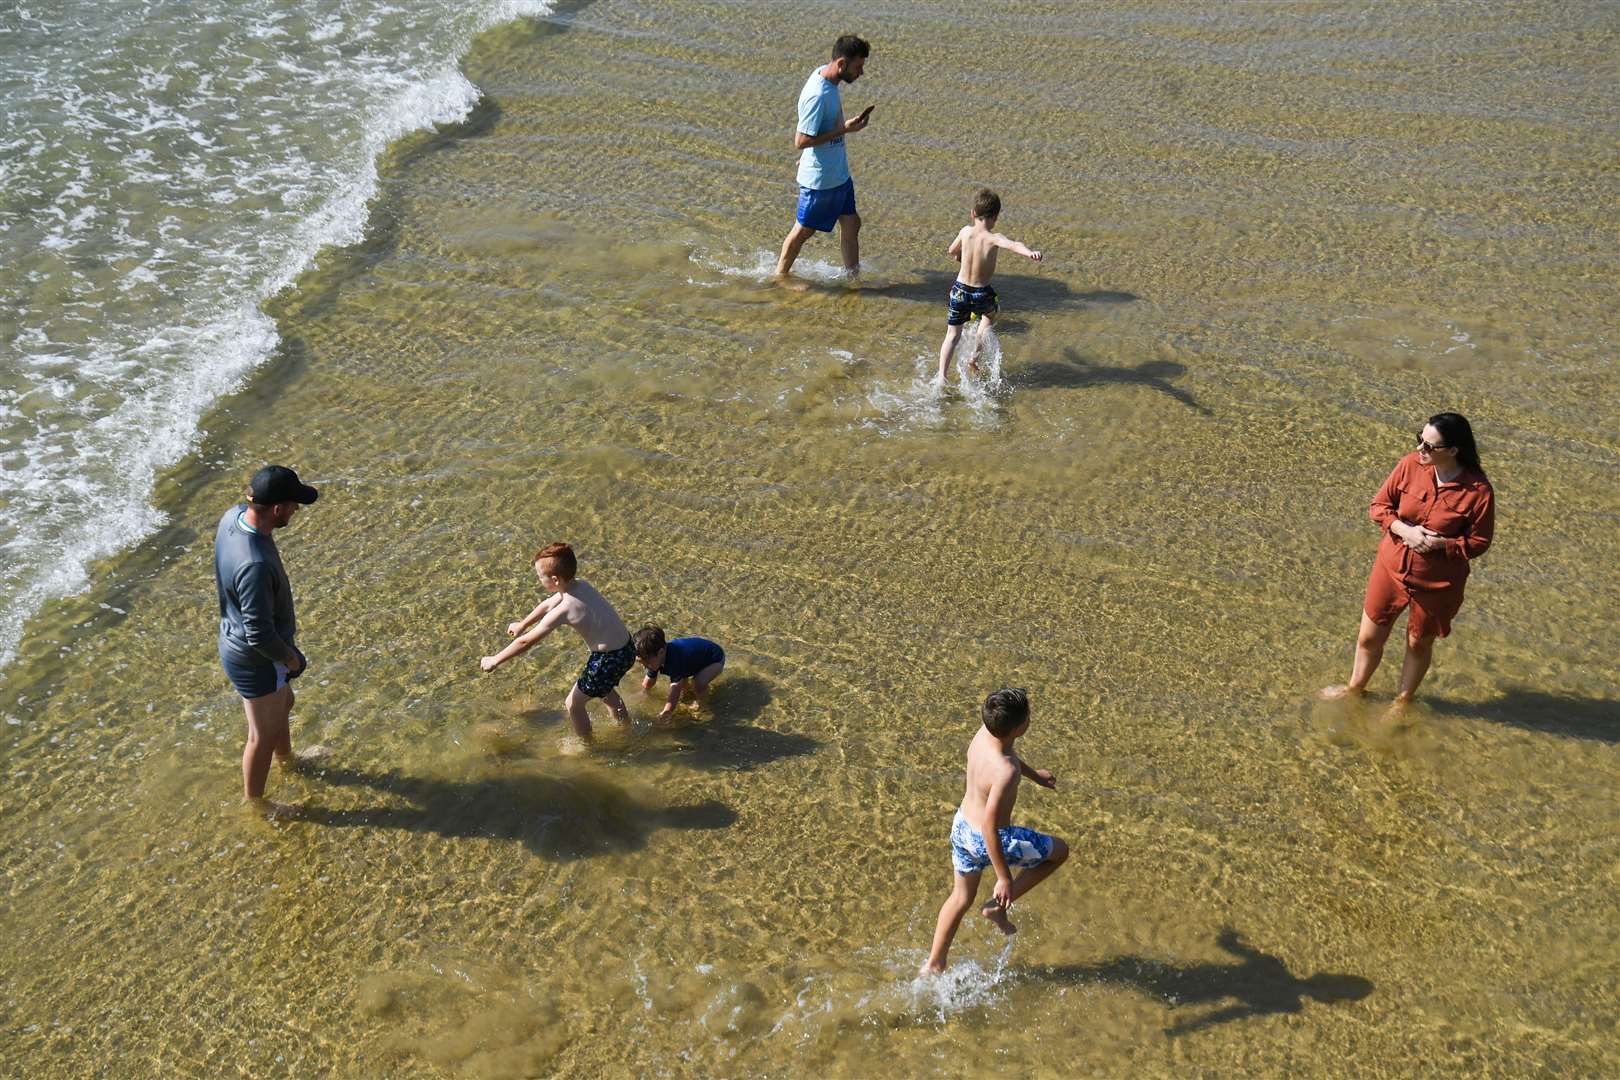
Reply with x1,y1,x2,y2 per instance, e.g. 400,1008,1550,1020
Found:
1416,433,1451,453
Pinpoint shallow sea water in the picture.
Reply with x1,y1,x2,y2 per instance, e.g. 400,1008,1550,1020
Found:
4,2,1619,1076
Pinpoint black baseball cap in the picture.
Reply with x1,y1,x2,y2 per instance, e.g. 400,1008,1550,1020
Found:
249,465,319,506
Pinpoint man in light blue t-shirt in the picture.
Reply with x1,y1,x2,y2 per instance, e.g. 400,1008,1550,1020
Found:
775,34,872,278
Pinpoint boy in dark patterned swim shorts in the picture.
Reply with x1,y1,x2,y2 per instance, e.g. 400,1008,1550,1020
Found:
480,542,636,741
922,688,1068,975
936,188,1044,382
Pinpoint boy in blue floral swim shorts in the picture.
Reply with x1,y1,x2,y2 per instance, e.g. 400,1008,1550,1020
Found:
936,188,1043,382
923,687,1068,974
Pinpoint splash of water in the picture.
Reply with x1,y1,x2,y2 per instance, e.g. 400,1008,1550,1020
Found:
904,939,1018,1020
857,324,1008,435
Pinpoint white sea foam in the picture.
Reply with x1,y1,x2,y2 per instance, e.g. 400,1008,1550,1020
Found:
0,0,556,668
690,246,853,284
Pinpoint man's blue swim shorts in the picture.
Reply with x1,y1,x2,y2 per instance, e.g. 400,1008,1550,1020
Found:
947,280,998,326
949,809,1055,875
577,638,637,699
796,179,857,233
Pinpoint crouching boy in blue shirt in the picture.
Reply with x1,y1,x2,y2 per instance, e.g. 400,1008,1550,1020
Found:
633,625,726,722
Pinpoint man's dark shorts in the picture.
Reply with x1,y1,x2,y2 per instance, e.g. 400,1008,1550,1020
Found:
795,178,857,233
221,651,283,699
220,645,303,699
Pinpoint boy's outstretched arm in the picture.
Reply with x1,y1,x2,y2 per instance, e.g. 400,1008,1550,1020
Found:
982,765,1019,909
482,605,567,672
993,233,1042,262
508,593,560,638
1019,759,1057,789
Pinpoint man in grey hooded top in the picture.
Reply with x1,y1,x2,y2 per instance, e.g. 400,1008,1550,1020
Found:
214,464,321,800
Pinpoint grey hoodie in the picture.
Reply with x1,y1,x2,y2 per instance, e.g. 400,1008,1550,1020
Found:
214,504,299,666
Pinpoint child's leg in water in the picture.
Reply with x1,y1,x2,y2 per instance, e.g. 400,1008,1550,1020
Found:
964,312,994,374
979,836,1071,934
688,661,724,711
937,323,964,382
564,684,594,740
923,868,983,974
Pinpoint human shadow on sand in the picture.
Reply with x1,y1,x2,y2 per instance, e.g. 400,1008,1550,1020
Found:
616,675,820,772
286,766,735,860
1011,346,1212,416
875,269,1139,312
1427,688,1620,744
1032,929,1372,1036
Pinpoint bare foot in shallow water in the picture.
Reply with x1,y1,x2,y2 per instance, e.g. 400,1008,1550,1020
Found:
556,733,591,757
982,903,1017,936
283,744,333,771
1317,685,1364,701
1381,695,1418,729
244,796,297,820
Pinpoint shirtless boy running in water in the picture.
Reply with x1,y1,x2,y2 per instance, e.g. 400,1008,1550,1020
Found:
922,687,1069,975
936,188,1043,381
480,542,636,741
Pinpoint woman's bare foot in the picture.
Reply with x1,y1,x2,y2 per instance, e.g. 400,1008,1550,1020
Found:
282,745,333,771
243,796,297,819
1317,684,1364,701
982,903,1017,936
1381,695,1417,728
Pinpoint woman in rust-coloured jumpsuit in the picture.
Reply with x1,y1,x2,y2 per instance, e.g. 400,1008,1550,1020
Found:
1322,413,1494,708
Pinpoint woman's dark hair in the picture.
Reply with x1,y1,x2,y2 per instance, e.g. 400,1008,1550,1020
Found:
982,688,1030,737
1428,412,1485,478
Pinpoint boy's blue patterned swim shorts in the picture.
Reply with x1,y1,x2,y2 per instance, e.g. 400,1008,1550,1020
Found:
946,281,998,326
576,639,636,698
949,809,1055,874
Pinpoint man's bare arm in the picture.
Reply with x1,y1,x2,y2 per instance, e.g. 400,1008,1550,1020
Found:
793,105,871,149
